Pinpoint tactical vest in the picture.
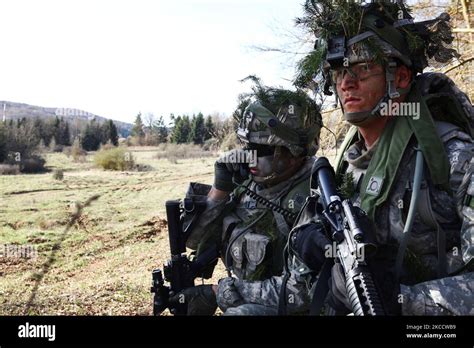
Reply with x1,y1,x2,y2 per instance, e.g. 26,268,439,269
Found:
223,157,315,281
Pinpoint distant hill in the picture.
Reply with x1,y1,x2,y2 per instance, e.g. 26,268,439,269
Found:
0,100,133,137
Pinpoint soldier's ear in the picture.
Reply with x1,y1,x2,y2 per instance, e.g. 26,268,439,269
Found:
395,65,412,90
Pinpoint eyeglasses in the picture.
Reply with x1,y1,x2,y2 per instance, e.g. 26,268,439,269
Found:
330,63,384,85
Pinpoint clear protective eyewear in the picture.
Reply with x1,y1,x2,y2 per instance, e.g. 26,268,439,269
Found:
330,62,384,85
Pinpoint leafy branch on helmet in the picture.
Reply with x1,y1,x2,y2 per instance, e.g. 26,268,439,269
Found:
234,75,322,129
294,0,460,91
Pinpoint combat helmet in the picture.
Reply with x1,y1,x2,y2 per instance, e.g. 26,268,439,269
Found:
294,0,459,125
236,76,322,157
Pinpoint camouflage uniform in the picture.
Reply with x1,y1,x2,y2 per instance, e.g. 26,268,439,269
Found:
216,255,313,315
459,157,474,266
185,86,322,315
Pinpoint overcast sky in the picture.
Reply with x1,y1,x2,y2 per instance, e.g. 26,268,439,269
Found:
0,0,308,124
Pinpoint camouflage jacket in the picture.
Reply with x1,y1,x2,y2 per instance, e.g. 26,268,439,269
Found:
186,156,315,282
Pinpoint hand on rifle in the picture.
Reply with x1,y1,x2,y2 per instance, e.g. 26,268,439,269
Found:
290,221,331,273
169,285,218,316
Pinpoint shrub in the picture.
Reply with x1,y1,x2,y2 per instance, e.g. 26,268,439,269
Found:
94,147,135,171
0,164,20,175
20,155,46,173
53,169,64,180
70,138,87,163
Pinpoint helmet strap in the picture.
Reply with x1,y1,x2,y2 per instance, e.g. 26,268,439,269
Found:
386,60,400,99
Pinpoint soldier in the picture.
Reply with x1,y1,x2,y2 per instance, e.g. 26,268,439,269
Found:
214,0,474,315
170,82,322,315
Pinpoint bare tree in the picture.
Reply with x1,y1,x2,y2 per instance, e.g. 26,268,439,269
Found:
144,112,156,129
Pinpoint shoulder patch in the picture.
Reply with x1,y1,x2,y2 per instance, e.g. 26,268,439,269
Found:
366,176,384,197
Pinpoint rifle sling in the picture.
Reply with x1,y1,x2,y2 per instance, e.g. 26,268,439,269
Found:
309,259,334,315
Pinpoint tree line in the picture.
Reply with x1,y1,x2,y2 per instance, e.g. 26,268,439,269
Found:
0,117,120,172
130,112,215,145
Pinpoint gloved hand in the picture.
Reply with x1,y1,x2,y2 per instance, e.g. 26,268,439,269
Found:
291,222,331,272
169,285,217,316
214,150,249,191
327,262,352,315
216,277,245,312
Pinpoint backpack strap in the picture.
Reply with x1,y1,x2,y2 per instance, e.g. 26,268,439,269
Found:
394,121,460,282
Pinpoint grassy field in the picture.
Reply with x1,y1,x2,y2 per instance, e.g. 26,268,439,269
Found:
0,147,228,315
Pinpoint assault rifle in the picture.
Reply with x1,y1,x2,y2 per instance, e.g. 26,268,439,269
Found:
311,157,385,315
151,199,218,315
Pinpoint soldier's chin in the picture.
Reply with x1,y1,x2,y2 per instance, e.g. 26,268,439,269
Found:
251,173,281,187
252,173,271,183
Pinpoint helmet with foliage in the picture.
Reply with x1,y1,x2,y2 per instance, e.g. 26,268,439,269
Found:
235,76,322,157
294,0,459,124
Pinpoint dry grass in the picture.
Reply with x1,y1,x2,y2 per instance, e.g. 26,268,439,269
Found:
154,143,217,162
0,146,228,315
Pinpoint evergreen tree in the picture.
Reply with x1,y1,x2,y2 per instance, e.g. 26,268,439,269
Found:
81,120,102,151
132,112,145,138
171,115,191,144
101,120,119,146
56,118,71,146
189,112,206,145
181,116,191,143
100,122,109,145
109,120,119,146
170,116,181,143
52,116,60,143
33,118,54,146
204,115,214,141
156,116,168,143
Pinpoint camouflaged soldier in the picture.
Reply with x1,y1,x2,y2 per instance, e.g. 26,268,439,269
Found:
213,1,474,316
170,83,322,315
